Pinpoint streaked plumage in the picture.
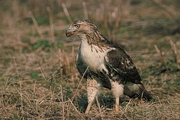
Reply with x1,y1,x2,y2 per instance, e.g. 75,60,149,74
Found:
66,19,153,114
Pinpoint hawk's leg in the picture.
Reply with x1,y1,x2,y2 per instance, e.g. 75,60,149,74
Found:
110,80,124,113
85,78,101,114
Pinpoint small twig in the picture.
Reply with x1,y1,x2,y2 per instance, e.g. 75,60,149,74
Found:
65,55,70,74
58,49,63,80
154,45,167,68
68,99,85,120
71,46,76,74
62,3,73,23
169,38,179,63
29,11,44,38
37,63,48,81
47,6,55,42
82,2,88,19
60,85,65,120
96,97,104,120
71,66,89,101
124,99,131,112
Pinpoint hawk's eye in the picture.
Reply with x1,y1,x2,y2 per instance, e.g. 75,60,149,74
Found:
74,24,80,28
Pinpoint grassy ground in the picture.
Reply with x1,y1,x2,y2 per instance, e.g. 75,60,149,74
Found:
0,0,180,119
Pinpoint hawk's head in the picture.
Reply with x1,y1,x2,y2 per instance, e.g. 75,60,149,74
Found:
66,19,97,37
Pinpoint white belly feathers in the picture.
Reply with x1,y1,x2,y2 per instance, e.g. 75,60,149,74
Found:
79,39,112,73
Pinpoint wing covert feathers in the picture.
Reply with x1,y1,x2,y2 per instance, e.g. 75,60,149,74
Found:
105,48,142,84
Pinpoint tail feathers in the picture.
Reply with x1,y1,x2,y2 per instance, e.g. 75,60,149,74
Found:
140,89,153,101
137,83,154,101
124,82,154,101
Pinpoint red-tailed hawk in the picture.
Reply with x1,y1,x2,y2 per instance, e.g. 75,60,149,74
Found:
66,19,153,114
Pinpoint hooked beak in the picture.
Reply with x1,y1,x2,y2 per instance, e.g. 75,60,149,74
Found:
66,29,74,37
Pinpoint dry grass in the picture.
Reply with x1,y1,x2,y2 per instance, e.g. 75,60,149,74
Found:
0,0,180,119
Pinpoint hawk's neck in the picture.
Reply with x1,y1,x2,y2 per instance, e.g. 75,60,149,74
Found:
78,31,111,49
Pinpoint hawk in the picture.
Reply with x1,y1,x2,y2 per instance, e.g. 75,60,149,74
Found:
66,19,153,114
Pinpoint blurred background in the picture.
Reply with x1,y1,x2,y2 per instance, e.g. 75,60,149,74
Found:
0,0,180,119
